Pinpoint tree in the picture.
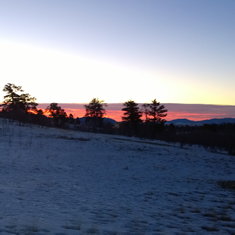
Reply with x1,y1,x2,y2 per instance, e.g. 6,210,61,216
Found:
46,103,61,119
84,98,107,129
46,103,67,127
1,83,22,112
121,100,142,136
122,100,142,123
148,99,167,123
58,109,68,127
18,93,38,112
1,83,38,123
68,114,74,124
36,109,44,116
1,83,38,113
142,103,150,122
84,98,107,118
75,117,80,125
30,109,49,126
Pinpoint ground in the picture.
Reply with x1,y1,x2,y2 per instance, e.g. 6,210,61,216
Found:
0,119,235,234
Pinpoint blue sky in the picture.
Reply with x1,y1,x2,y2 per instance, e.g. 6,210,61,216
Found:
0,0,234,105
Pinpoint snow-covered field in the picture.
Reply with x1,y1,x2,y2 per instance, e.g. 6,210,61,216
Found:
0,119,235,235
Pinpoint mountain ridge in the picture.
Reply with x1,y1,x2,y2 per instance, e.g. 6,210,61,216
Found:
167,118,235,125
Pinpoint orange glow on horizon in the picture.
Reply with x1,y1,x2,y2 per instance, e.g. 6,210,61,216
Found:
1,107,231,122
62,109,124,121
61,109,228,122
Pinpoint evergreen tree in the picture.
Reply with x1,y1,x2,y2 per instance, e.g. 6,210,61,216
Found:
122,100,142,123
46,103,67,127
84,98,107,128
84,98,106,118
74,117,81,130
46,103,61,119
148,99,167,123
68,114,74,124
75,117,80,125
122,100,142,136
142,103,150,122
58,109,68,127
1,83,38,113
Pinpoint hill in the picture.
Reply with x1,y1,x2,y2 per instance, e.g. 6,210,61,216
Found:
167,118,235,125
0,119,234,234
79,117,117,125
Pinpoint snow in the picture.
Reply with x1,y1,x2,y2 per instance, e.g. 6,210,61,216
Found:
0,119,235,234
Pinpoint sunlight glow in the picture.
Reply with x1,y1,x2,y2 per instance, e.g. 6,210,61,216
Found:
0,40,234,106
0,40,171,104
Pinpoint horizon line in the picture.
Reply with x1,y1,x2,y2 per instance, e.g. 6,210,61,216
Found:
37,102,235,106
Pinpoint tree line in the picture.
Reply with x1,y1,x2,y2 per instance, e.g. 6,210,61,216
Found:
1,83,235,155
0,83,167,133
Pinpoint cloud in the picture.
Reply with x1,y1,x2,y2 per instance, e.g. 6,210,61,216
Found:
37,103,235,121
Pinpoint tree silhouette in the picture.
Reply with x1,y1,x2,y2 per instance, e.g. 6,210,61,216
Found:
46,103,61,118
84,98,107,129
1,83,38,123
148,99,167,123
30,109,49,126
75,117,80,125
46,103,67,127
59,109,68,127
1,83,38,113
84,98,107,118
142,103,150,122
121,100,142,136
122,100,142,123
68,114,74,124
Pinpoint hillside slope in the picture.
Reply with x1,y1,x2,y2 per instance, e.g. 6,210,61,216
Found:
0,120,235,234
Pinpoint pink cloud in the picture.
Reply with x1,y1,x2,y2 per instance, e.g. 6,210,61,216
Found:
35,103,235,122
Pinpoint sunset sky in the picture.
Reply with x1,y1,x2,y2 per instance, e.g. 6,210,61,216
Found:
0,0,234,121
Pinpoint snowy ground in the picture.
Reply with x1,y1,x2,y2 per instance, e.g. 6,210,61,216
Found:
0,119,235,235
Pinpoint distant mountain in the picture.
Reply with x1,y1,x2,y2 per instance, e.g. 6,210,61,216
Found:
167,118,235,126
166,119,196,125
79,117,117,125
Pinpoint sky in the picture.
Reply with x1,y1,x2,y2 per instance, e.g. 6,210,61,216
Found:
0,0,234,120
36,103,235,122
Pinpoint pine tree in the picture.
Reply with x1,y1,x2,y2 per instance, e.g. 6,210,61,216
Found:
122,100,142,123
68,114,74,124
121,100,142,136
46,103,67,127
148,99,167,123
84,98,107,128
142,103,150,122
1,83,37,113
